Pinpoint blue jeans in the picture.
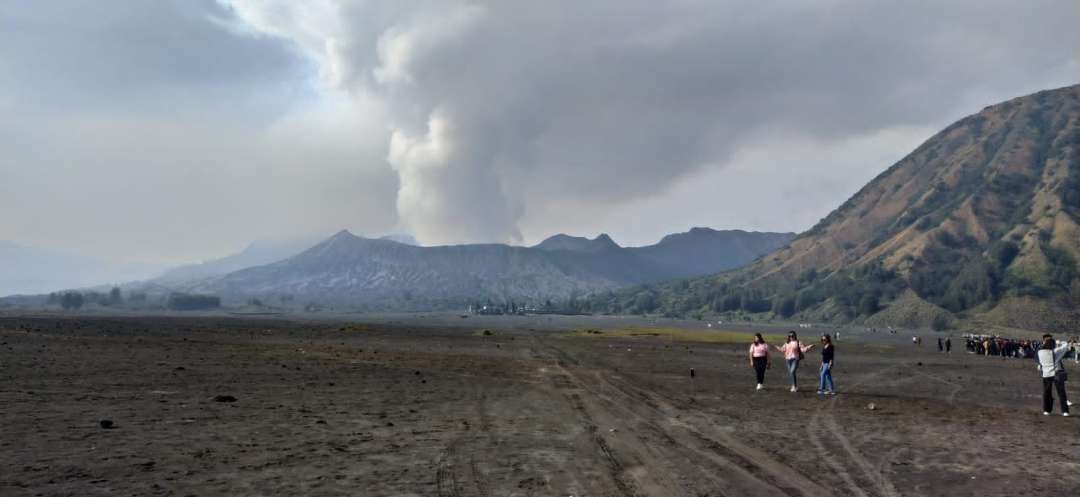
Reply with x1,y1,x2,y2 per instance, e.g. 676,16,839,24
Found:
786,358,800,387
819,362,834,393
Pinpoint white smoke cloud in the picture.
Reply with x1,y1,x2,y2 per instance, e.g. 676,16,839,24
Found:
222,0,1080,247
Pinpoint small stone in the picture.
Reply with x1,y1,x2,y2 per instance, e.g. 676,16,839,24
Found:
213,395,237,403
99,419,115,429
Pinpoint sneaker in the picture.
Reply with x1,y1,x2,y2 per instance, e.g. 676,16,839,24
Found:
826,391,836,396
1069,401,1074,407
1043,412,1051,416
1065,412,1071,417
816,390,824,395
791,386,798,393
756,384,763,391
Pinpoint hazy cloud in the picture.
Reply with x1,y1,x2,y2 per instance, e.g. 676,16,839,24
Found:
2,0,1079,271
0,1,397,264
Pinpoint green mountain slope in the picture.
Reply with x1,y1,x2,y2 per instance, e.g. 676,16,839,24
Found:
592,84,1080,331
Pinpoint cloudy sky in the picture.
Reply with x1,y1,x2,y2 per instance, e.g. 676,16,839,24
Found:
2,0,1079,266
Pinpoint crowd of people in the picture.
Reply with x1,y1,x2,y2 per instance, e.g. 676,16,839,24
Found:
746,330,1076,416
964,333,1078,357
963,335,1049,359
949,333,1076,415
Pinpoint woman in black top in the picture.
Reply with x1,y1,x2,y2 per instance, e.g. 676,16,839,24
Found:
818,334,835,395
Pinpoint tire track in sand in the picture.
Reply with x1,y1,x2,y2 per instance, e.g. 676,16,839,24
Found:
435,439,464,497
436,387,494,497
541,338,691,496
807,366,903,497
594,368,827,497
536,336,824,497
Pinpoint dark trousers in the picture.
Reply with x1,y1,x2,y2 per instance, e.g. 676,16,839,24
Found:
753,357,768,384
1042,376,1069,413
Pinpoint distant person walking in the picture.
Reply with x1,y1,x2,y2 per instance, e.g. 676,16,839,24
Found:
774,331,814,392
818,334,836,395
938,337,943,352
945,337,952,354
1037,334,1071,416
749,333,771,391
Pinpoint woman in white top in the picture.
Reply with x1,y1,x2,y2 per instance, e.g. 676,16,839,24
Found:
1037,335,1071,416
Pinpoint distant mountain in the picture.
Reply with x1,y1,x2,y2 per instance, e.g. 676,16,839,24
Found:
151,237,319,286
180,228,793,310
534,233,621,253
629,228,796,279
0,241,161,297
594,84,1080,331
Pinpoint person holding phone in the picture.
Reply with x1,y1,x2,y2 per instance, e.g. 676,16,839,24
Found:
774,331,814,392
818,334,836,395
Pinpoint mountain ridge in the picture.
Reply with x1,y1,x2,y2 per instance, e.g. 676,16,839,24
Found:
592,84,1080,331
175,228,794,310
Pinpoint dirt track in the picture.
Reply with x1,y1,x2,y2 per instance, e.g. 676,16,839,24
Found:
2,315,1078,496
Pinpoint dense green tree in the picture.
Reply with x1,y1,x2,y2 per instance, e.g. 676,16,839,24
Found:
941,259,997,312
989,241,1020,270
60,292,84,310
109,287,122,305
858,294,880,316
632,291,658,313
773,295,796,318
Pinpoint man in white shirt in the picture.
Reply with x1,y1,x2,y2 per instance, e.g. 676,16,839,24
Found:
1037,334,1071,416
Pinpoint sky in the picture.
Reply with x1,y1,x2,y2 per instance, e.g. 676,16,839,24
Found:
2,0,1079,266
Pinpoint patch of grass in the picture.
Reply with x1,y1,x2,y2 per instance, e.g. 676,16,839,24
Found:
474,329,496,336
566,327,786,344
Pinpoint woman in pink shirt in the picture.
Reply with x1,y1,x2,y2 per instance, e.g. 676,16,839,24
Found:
748,333,771,390
774,331,814,392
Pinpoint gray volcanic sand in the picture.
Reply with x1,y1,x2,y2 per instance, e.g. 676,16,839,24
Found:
1,315,1078,496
